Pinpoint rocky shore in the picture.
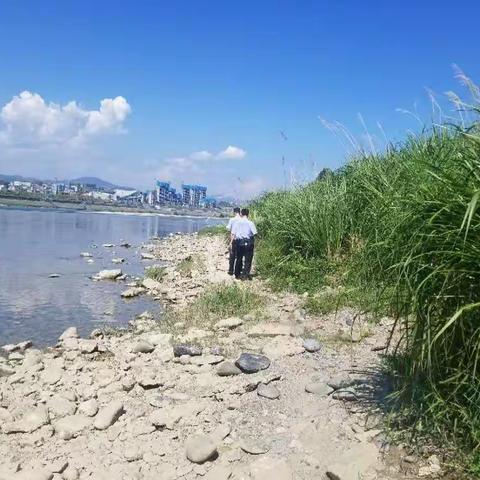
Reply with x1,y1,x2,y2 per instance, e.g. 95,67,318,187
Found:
0,234,439,479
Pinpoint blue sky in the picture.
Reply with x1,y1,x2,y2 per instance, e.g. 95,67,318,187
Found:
0,1,479,198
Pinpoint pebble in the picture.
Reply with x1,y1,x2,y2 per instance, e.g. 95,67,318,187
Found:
173,344,203,357
239,437,269,455
215,317,243,330
132,341,155,353
185,435,218,463
305,382,333,397
217,362,242,377
235,353,271,374
257,383,280,400
302,338,322,352
93,401,124,430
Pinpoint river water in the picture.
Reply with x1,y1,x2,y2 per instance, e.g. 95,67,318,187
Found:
0,207,223,347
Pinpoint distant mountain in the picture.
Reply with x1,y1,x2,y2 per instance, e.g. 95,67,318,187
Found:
0,174,134,191
69,177,134,191
0,174,43,183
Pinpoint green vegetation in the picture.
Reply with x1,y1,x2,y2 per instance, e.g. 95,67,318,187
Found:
177,254,205,276
198,224,227,236
144,265,166,282
174,283,265,328
251,78,480,470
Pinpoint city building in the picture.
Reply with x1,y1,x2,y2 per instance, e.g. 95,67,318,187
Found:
156,180,181,204
182,184,207,207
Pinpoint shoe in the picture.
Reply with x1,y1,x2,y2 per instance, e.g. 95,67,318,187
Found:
234,275,241,280
227,271,233,276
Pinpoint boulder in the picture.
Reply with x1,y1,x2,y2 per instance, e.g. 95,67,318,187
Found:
141,252,155,260
239,437,269,455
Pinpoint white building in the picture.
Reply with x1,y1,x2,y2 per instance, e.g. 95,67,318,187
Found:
87,191,113,201
113,188,137,201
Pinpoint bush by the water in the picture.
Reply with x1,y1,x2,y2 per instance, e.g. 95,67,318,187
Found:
251,82,480,468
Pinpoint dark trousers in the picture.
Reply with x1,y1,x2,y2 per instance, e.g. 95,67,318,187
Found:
228,242,237,274
234,239,254,278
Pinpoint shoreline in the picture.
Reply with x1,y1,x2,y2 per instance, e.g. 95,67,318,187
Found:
0,196,228,219
0,233,436,479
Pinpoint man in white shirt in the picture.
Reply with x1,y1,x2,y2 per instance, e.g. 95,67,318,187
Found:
226,207,241,275
231,208,258,279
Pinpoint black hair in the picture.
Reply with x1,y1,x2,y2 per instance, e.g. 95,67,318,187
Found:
241,208,249,217
233,207,240,214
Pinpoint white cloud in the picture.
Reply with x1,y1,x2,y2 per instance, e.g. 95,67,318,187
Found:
0,91,131,147
217,145,247,160
189,150,213,161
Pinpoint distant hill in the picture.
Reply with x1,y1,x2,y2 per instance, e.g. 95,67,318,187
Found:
69,177,133,190
0,174,134,191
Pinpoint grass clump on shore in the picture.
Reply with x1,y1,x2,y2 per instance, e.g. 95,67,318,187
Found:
198,224,227,237
251,75,480,471
174,283,265,328
145,265,166,282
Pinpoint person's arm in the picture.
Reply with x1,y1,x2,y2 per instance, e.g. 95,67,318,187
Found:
226,218,232,231
250,221,258,236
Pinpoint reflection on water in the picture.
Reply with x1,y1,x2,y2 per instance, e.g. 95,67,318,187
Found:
0,207,224,347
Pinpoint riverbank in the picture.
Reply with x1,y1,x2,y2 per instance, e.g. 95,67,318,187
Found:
0,196,227,218
0,232,444,479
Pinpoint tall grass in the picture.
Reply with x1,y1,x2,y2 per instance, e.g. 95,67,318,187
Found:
251,78,480,465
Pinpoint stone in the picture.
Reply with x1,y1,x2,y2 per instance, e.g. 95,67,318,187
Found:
78,399,99,417
80,252,92,257
59,327,79,341
141,252,156,260
41,366,63,385
96,269,122,280
302,338,322,352
121,287,145,298
0,365,15,377
62,466,79,480
53,415,92,439
209,423,232,445
93,400,124,430
235,353,270,374
248,324,291,337
257,383,280,400
217,362,242,377
47,396,77,417
112,257,125,264
13,468,54,480
102,243,115,247
190,355,224,366
185,435,218,463
215,317,243,330
5,405,50,433
239,437,269,455
142,277,163,290
305,382,333,397
49,273,60,278
205,465,232,480
173,344,202,357
78,339,98,353
262,337,305,359
132,341,155,353
327,375,355,391
249,458,293,480
332,389,357,401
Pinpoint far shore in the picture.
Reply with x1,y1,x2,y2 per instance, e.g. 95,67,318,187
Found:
0,196,228,219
